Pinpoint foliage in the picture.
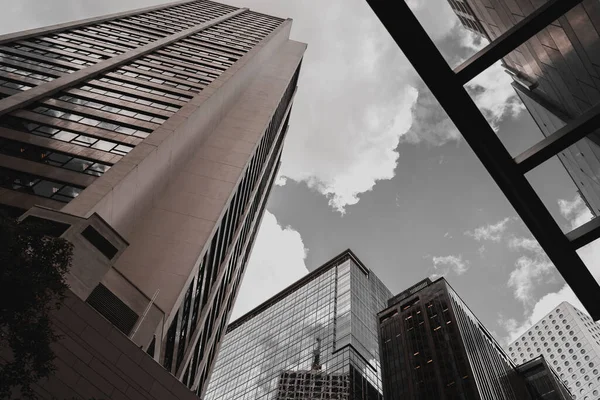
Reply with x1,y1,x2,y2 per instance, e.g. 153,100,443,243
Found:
0,212,73,399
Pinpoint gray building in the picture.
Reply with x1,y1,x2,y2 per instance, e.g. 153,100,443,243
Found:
378,278,572,400
204,249,392,400
0,1,305,398
508,301,600,399
448,0,600,216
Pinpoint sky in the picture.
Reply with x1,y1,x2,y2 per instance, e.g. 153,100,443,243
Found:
2,0,598,347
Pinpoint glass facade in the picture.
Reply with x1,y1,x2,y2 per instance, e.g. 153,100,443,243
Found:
379,278,533,400
204,251,392,400
448,0,600,217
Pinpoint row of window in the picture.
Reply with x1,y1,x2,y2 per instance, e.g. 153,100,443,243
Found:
195,156,282,397
0,0,239,95
0,116,132,157
0,137,111,177
160,63,298,383
0,167,83,203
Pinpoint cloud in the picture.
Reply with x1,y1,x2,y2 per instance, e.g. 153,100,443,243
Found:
232,0,524,213
465,61,525,131
401,84,461,146
465,217,514,242
507,252,553,304
477,245,486,257
230,211,308,321
498,284,586,345
432,254,470,276
558,195,600,283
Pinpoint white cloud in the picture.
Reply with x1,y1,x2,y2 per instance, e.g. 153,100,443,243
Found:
499,284,586,345
507,253,553,305
230,211,308,321
432,254,470,276
465,217,514,242
232,0,524,213
477,245,486,257
558,195,600,284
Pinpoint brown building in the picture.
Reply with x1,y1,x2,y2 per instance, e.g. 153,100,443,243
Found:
0,0,306,398
378,278,573,400
448,0,600,216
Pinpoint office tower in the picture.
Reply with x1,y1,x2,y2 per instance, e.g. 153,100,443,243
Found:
0,0,306,398
447,0,600,216
508,302,600,399
517,356,574,400
378,278,573,400
203,249,392,400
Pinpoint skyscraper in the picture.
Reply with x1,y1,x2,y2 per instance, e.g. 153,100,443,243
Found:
447,0,600,216
378,278,571,400
203,249,392,400
0,0,306,397
508,302,600,399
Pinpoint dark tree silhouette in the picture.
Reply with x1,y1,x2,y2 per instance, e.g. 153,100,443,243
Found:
0,211,73,399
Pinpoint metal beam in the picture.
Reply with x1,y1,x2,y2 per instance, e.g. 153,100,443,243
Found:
454,0,583,84
567,217,600,250
515,102,600,173
366,0,600,320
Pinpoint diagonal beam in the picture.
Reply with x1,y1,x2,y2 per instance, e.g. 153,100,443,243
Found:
515,102,600,173
454,0,583,84
366,0,600,319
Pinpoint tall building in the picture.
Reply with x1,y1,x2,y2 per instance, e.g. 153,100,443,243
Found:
0,1,306,397
508,302,600,400
378,278,572,400
447,0,600,216
203,249,392,400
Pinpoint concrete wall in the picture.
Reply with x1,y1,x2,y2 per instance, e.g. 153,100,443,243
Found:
5,291,197,400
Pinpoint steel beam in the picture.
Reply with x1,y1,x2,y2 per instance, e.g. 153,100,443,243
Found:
515,102,600,173
454,0,583,84
567,217,600,250
366,0,600,319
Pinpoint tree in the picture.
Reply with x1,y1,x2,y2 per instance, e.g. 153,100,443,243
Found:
0,211,73,399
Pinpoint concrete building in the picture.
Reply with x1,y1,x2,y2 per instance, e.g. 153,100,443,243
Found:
204,250,392,400
0,0,306,398
448,0,600,216
517,356,574,400
378,278,572,400
508,302,600,400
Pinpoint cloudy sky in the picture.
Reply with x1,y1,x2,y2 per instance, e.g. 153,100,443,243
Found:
3,0,598,346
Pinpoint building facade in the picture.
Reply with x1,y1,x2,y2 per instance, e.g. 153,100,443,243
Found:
0,1,306,397
448,0,600,216
378,278,572,400
508,302,600,400
203,250,392,400
517,356,574,400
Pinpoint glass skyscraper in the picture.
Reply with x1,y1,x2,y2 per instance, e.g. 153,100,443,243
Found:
204,249,392,400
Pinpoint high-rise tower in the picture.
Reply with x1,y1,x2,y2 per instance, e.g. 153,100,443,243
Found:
378,278,572,399
508,302,600,399
204,250,392,400
0,1,306,397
